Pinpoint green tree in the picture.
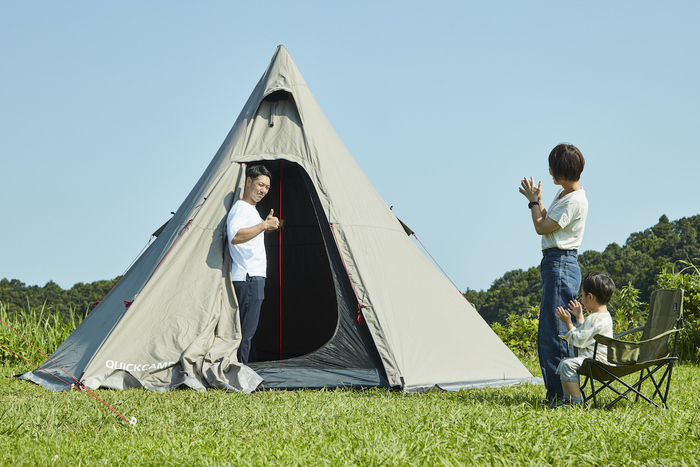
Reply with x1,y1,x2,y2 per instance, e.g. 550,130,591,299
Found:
608,282,646,335
0,277,120,320
655,261,700,363
476,267,541,324
473,213,700,326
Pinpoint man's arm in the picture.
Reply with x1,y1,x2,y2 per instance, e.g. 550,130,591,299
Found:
231,223,266,245
230,209,279,245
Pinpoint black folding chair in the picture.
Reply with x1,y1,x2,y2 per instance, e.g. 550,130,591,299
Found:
578,289,684,409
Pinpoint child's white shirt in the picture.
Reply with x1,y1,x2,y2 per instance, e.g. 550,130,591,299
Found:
559,312,613,361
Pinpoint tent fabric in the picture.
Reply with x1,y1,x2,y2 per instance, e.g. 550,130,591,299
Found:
22,45,536,393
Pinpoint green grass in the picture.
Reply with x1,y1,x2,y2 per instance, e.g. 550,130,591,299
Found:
0,302,81,367
2,303,700,466
2,363,700,466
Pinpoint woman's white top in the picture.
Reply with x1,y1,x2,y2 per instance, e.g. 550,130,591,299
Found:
542,188,588,251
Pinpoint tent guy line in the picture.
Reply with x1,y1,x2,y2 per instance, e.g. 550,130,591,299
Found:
1,317,136,426
412,232,464,298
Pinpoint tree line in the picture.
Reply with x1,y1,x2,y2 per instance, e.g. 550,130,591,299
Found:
0,277,120,319
2,213,699,327
466,213,700,324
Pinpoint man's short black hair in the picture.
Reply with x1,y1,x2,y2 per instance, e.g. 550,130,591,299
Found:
582,271,616,305
548,143,585,182
246,164,272,181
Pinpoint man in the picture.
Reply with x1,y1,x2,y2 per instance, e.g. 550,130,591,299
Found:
226,165,279,363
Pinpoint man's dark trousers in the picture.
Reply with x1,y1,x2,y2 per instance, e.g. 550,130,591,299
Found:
233,275,265,364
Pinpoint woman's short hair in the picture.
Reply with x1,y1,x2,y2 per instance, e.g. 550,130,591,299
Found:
582,272,616,305
548,143,585,182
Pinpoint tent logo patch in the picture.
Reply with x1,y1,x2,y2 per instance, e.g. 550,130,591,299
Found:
105,360,175,372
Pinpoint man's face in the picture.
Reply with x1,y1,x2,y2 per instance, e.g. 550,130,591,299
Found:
246,175,271,204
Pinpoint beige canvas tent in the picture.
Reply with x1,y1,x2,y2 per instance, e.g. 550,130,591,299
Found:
23,46,536,393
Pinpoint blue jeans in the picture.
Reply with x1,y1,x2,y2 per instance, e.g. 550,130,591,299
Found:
233,275,265,364
539,248,580,401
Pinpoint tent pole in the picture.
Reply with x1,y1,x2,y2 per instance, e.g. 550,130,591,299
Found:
279,160,283,360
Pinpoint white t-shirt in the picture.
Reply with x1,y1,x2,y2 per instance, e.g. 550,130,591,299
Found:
542,188,588,251
226,200,266,281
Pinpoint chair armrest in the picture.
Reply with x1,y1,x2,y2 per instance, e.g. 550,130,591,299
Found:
596,328,679,347
613,326,645,339
594,329,680,364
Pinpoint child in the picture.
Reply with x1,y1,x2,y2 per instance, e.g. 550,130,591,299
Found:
553,271,615,408
519,143,588,405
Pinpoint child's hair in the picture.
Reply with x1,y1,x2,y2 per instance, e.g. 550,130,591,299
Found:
548,143,585,182
582,272,616,305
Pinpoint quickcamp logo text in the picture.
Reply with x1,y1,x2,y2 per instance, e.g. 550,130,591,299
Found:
105,360,176,372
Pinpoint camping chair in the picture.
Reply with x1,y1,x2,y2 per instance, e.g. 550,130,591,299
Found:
578,288,684,409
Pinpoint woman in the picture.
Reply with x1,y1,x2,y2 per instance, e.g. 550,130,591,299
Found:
519,143,588,405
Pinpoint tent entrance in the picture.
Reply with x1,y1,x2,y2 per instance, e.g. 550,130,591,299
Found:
246,159,388,388
252,160,338,361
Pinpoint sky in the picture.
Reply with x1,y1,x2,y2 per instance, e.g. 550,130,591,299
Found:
1,1,699,293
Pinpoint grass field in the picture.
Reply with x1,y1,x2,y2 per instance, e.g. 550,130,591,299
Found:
2,303,700,466
2,359,700,466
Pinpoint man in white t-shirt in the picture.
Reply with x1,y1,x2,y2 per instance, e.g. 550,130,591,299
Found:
226,165,279,363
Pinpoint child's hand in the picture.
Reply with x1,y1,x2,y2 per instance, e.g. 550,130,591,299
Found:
555,306,572,325
567,299,584,323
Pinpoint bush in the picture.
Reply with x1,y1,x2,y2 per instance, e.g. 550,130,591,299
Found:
608,282,647,337
491,306,539,356
655,261,700,363
494,283,649,356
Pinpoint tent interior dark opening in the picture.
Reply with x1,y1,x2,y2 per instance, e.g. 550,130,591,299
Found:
252,160,338,361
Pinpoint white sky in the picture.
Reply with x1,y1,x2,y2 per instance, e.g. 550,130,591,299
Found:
1,1,699,292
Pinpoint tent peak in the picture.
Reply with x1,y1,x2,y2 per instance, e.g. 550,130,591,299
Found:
257,45,305,99
272,44,291,59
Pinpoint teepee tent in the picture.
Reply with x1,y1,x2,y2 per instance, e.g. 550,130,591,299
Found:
23,46,535,393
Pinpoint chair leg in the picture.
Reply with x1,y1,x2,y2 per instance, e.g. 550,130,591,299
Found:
635,369,644,403
594,364,662,409
579,373,589,404
584,362,674,409
587,364,598,408
651,361,675,409
600,378,633,409
647,368,664,402
634,363,674,408
608,365,669,409
661,362,676,409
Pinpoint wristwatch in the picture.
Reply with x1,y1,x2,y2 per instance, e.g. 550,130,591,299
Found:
528,201,540,209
